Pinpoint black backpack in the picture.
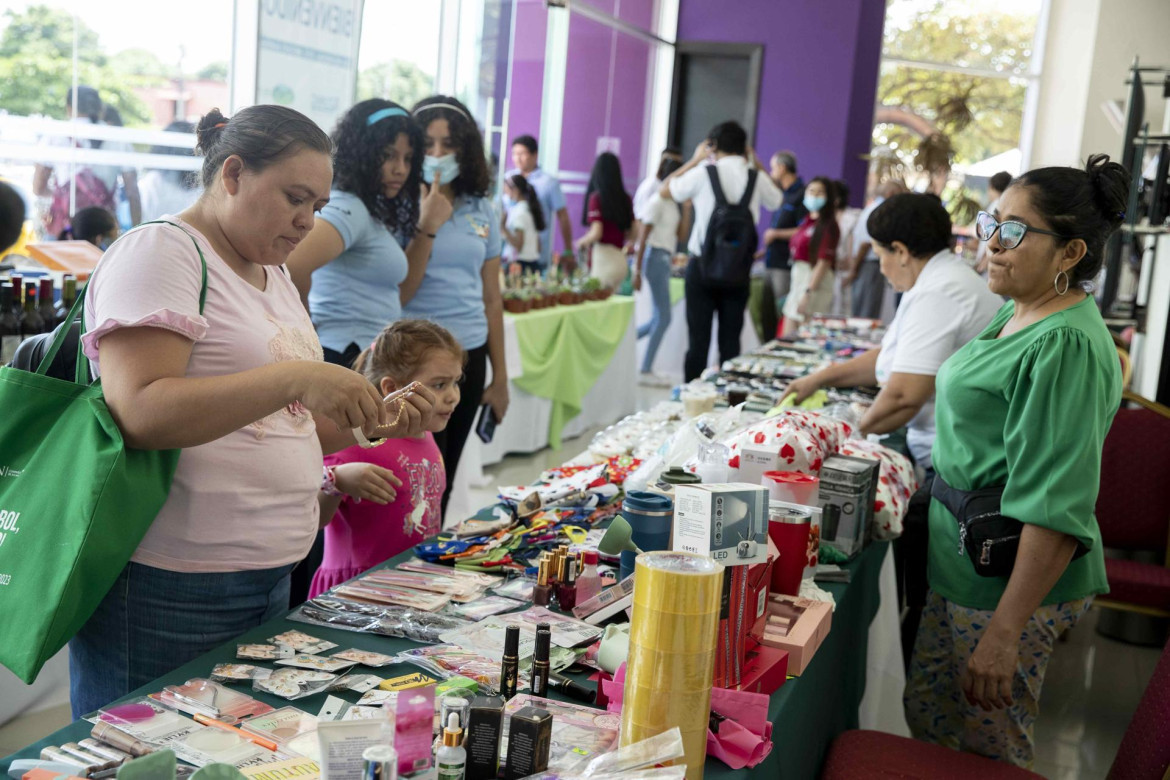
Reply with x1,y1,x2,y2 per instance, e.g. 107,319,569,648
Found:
700,165,759,286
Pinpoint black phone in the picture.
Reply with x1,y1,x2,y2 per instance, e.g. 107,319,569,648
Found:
476,403,498,443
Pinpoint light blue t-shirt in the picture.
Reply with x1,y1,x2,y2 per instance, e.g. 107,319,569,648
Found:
402,196,502,350
502,167,566,268
309,190,408,353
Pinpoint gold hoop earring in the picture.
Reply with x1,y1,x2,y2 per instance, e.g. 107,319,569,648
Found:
1054,270,1071,296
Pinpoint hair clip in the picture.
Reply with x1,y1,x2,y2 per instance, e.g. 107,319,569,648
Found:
213,122,226,129
1118,211,1126,219
367,107,408,126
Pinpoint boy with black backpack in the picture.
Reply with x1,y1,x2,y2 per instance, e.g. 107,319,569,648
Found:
660,121,781,381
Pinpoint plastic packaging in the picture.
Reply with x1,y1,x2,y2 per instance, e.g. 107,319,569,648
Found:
209,664,272,684
328,674,384,694
288,596,470,643
581,726,684,776
394,645,526,695
267,631,338,655
330,648,398,667
237,644,292,661
276,654,358,673
157,680,274,722
254,668,339,700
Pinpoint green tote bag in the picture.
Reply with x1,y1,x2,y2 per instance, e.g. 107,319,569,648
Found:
0,221,207,683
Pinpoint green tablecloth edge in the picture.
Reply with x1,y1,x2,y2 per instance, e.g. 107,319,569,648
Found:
0,536,890,780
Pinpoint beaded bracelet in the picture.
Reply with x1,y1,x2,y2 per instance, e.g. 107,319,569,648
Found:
321,466,345,497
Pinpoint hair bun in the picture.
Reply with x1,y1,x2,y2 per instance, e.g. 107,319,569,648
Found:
1085,153,1131,227
195,109,229,155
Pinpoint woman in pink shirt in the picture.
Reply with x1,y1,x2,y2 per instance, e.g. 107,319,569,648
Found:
69,105,435,717
311,319,463,599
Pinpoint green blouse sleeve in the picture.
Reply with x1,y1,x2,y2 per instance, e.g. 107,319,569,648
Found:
1000,327,1116,548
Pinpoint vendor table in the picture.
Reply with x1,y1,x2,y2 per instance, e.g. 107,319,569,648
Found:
0,527,891,780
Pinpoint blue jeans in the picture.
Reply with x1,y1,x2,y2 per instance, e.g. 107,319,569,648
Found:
637,247,673,373
69,562,293,717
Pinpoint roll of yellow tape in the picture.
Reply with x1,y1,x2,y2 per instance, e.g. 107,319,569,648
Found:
621,551,723,780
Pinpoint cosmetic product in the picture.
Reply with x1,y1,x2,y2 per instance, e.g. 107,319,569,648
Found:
13,765,88,780
394,687,435,776
78,740,130,765
317,719,389,780
463,696,504,780
439,698,471,744
39,748,94,775
500,625,520,701
571,574,635,621
531,625,550,698
58,744,116,771
435,713,466,780
555,560,577,611
361,745,398,780
502,706,552,780
575,551,602,603
193,714,277,751
546,672,595,704
532,557,551,607
90,723,153,758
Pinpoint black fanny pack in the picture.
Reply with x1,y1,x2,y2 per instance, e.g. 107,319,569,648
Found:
931,474,1087,578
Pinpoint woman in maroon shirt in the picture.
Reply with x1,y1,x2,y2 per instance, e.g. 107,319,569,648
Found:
781,176,839,335
576,151,634,288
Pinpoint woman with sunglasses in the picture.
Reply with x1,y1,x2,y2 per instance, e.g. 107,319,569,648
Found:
903,154,1128,768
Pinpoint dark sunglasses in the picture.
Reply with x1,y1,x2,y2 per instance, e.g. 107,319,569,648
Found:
974,211,1069,250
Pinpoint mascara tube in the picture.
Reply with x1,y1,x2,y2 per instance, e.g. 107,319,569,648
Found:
501,624,520,701
531,623,551,698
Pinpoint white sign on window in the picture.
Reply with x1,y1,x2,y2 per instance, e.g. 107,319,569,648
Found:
255,0,365,131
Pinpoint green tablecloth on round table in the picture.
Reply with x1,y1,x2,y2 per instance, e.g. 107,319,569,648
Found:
0,516,888,779
508,296,635,449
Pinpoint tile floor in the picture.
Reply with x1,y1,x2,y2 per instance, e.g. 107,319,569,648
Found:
0,383,1160,777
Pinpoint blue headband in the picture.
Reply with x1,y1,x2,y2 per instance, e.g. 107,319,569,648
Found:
367,107,408,126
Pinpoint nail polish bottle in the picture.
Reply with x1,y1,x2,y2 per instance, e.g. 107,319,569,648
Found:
533,557,552,607
555,560,577,611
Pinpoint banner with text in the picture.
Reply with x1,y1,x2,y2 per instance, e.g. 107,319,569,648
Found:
256,0,364,131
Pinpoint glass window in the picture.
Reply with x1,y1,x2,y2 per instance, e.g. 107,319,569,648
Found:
355,1,440,109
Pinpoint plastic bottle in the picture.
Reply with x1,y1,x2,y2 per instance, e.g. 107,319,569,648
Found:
436,712,466,779
576,550,603,603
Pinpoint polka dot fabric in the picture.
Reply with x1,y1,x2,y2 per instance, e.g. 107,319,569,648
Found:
838,438,918,540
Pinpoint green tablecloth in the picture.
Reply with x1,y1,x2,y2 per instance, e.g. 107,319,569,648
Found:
508,296,635,449
0,534,888,779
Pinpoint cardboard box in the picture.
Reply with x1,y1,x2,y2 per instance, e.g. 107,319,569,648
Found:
758,594,832,675
714,538,776,689
839,455,880,545
817,456,875,558
737,442,781,488
737,642,790,695
504,706,552,780
465,696,505,780
673,483,769,566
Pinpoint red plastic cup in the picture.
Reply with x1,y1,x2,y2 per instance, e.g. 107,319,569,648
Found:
769,505,811,596
763,471,820,506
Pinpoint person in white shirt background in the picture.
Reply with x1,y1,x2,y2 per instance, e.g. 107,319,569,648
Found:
846,179,906,319
632,155,684,386
832,178,862,315
501,173,545,276
660,121,782,381
633,145,683,218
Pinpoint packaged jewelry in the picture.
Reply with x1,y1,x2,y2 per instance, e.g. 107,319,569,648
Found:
356,689,399,707
237,643,292,661
157,679,274,722
268,630,338,655
442,595,526,620
330,648,398,667
340,706,385,721
254,668,339,701
210,664,273,684
275,654,357,673
327,674,383,694
239,707,318,753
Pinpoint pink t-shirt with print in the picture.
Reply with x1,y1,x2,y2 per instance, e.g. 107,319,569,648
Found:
82,217,325,573
309,434,446,599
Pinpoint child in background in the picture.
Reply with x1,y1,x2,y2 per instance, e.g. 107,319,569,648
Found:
501,174,545,277
309,320,464,599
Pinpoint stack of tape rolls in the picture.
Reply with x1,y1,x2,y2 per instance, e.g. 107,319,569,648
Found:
621,551,724,780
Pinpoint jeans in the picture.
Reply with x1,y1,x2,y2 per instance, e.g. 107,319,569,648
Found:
432,344,488,519
683,257,750,382
69,561,293,717
851,259,885,319
637,248,672,373
321,342,362,369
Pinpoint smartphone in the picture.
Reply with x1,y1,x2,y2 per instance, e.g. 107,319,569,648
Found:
476,404,498,443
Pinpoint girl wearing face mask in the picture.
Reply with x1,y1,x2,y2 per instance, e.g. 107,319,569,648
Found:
287,99,424,367
781,177,839,335
402,95,508,518
71,105,435,716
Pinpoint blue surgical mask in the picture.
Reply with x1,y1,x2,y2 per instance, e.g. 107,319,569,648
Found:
803,194,826,213
422,153,460,185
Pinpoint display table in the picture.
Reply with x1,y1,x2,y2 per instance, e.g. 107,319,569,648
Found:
0,527,890,779
634,278,760,380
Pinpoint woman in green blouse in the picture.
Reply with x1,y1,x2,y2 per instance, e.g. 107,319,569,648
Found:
904,154,1129,768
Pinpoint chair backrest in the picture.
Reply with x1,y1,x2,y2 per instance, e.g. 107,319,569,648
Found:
1096,401,1170,553
1108,638,1170,779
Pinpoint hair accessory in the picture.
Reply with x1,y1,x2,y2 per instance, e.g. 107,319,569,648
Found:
412,102,472,122
213,122,226,128
1118,211,1126,219
366,107,409,126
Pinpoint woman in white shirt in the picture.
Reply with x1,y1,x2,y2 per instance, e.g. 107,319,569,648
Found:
632,156,683,384
501,174,545,276
784,193,1002,471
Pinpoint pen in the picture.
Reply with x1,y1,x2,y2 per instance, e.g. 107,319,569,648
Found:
193,714,278,751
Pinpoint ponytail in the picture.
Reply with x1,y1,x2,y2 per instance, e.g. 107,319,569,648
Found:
510,174,546,233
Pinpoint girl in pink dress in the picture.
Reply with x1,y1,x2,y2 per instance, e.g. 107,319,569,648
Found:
310,320,464,598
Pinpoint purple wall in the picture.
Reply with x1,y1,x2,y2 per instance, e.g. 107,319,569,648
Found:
505,0,549,159
677,0,886,206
